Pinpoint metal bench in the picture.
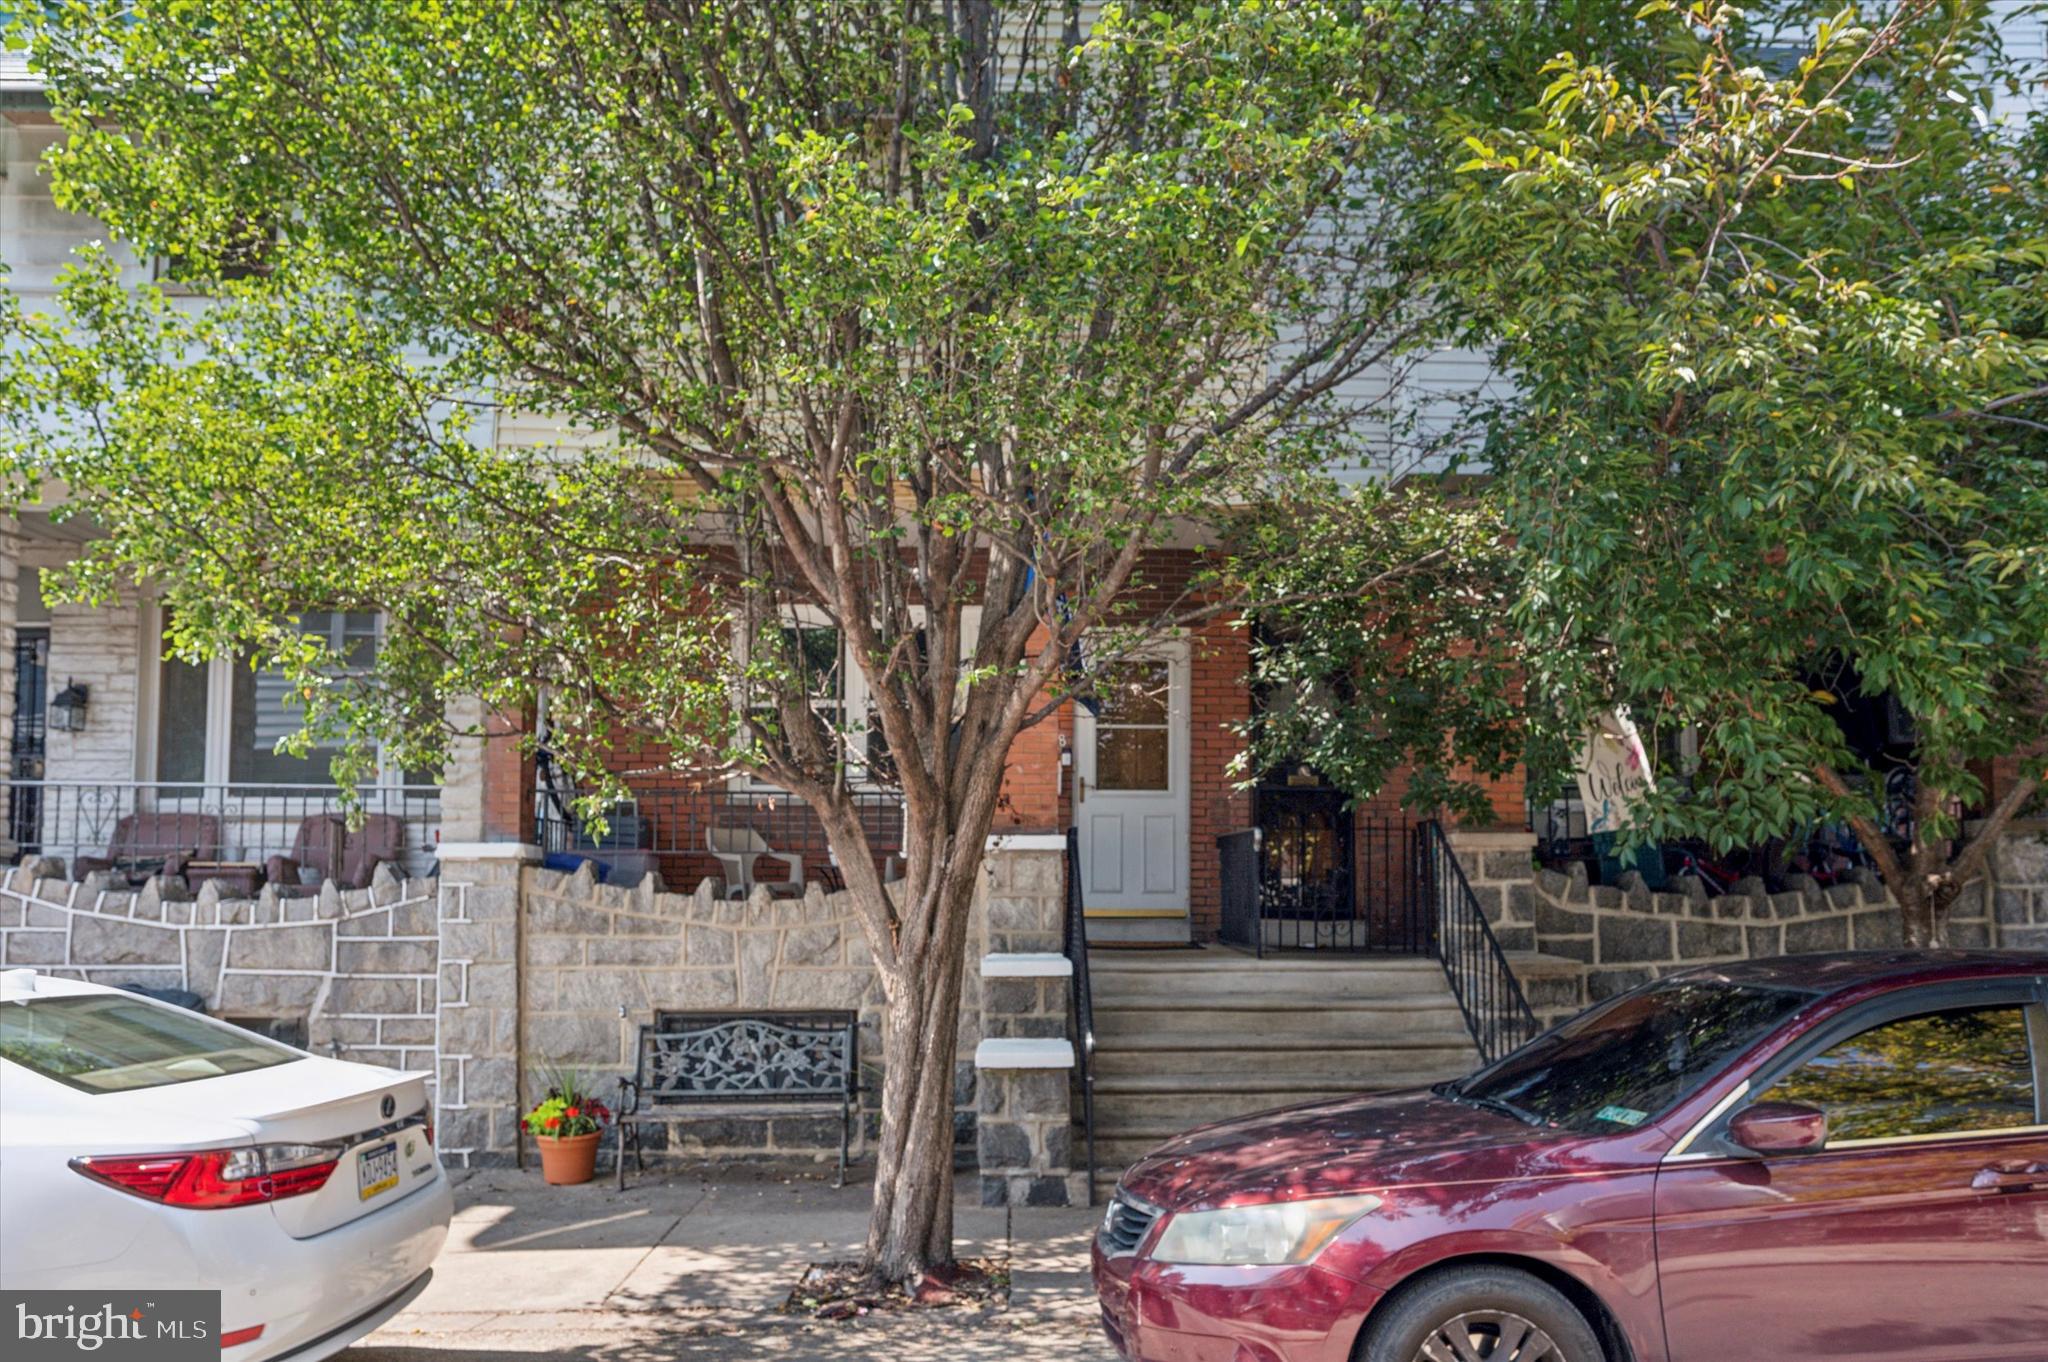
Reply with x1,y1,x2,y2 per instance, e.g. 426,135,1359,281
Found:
615,1010,860,1189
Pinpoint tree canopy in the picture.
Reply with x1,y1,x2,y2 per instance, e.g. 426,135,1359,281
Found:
2,0,1478,1274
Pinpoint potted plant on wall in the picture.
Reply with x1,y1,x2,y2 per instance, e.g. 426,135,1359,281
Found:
523,1064,611,1186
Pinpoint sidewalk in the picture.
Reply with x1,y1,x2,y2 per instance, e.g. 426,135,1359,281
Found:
343,1167,1116,1362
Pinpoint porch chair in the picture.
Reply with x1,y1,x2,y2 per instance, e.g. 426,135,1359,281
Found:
74,813,223,885
705,824,803,899
265,812,405,892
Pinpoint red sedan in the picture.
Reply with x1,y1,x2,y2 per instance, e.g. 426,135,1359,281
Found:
1093,951,2048,1362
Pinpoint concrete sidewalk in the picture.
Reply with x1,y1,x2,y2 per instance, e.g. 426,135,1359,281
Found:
342,1168,1116,1362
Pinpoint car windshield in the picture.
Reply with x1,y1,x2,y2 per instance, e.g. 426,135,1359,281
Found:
1444,975,1821,1133
0,994,301,1093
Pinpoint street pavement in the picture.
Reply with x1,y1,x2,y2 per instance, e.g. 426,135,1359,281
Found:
342,1167,1117,1362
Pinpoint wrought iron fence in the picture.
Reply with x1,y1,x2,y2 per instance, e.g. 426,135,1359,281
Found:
1063,825,1096,1206
1216,813,1429,955
1,780,442,885
536,784,906,897
1216,827,1261,952
1417,820,1541,1064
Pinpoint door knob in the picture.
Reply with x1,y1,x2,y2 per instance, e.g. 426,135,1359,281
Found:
1076,775,1087,803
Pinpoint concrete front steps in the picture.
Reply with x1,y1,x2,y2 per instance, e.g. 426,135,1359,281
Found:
1081,949,1481,1184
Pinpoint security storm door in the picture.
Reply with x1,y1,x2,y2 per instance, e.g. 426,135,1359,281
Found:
1074,647,1190,917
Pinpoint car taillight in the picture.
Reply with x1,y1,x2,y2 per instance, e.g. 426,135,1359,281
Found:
71,1143,341,1208
219,1326,265,1349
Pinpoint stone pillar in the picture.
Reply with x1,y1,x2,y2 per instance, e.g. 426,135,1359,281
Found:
981,834,1068,952
974,1033,1079,1207
1444,827,1538,950
433,845,537,1166
972,834,1084,1207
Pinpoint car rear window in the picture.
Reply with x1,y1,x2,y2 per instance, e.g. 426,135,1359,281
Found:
0,994,302,1093
1448,975,1821,1133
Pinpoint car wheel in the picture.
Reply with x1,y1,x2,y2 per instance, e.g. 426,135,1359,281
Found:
1356,1265,1605,1362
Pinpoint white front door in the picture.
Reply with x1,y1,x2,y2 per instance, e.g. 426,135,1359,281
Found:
1074,646,1189,920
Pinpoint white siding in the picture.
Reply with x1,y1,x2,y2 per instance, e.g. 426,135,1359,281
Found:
1990,0,2048,123
1,124,151,299
38,593,145,784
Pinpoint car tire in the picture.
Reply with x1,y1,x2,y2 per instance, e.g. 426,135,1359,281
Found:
1355,1264,1606,1362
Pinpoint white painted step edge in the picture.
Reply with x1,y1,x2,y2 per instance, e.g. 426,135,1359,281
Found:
975,1038,1075,1070
980,952,1074,978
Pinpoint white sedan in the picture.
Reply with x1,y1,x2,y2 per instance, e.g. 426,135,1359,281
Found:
0,968,452,1362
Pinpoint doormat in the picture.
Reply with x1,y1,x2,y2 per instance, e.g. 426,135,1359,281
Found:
1085,940,1207,951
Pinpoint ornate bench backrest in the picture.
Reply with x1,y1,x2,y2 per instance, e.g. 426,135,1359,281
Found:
637,1011,857,1104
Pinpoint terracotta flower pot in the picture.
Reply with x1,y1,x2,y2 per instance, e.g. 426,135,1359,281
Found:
534,1131,602,1185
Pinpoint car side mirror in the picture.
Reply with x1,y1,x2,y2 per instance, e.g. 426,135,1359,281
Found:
1728,1101,1829,1156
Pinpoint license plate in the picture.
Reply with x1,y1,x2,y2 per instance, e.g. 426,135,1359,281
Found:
357,1142,400,1201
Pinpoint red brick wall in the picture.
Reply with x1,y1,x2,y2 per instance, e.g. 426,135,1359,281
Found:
1188,614,1253,937
560,547,1535,929
480,707,535,844
996,626,1066,834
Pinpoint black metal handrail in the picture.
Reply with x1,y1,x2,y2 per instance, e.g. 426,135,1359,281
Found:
1417,820,1541,1064
1062,825,1096,1206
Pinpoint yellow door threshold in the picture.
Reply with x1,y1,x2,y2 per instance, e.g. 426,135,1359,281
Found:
1082,908,1188,919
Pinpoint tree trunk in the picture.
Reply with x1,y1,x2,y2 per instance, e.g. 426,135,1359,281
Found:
1891,873,1958,948
861,958,966,1280
829,816,988,1283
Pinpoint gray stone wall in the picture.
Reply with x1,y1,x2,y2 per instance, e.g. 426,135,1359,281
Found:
433,853,526,1168
1,837,1083,1180
1990,826,2048,950
0,860,442,1072
976,1052,1075,1207
514,862,986,1167
1447,827,2034,1029
1511,862,1995,1026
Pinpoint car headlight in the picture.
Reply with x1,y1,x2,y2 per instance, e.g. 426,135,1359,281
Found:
1147,1194,1383,1266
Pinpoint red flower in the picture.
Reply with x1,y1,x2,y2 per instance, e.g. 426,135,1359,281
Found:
565,1105,581,1119
544,1115,561,1130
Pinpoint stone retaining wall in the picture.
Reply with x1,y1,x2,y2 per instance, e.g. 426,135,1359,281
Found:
1991,827,2048,950
1513,861,1997,1026
516,864,925,1164
1447,829,2017,1029
507,844,1068,1170
0,859,443,1074
1,839,1070,1175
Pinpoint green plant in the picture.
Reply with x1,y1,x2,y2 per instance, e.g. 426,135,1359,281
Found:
522,1064,611,1140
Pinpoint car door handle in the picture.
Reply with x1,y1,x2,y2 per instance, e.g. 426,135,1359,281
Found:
1971,1163,2048,1193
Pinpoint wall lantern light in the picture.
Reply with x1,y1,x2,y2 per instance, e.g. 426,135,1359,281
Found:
48,680,89,733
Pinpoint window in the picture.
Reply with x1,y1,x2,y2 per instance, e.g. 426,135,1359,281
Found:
1092,662,1172,791
1,994,301,1093
153,217,278,288
736,608,980,791
1760,1004,2040,1144
231,612,378,783
153,609,394,786
737,623,846,789
1446,975,1820,1134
